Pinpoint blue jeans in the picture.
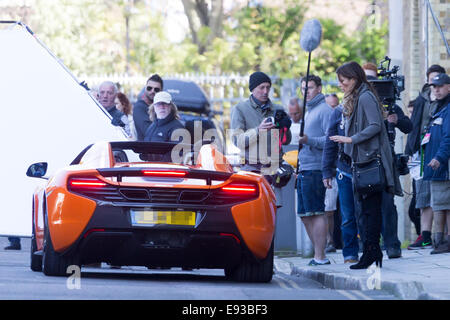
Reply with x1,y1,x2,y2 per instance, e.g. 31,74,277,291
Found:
336,172,359,260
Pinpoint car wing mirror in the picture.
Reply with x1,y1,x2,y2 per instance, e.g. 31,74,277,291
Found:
26,162,48,179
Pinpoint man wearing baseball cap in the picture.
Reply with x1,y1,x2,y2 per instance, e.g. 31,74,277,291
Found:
143,91,184,143
423,73,450,254
406,65,446,251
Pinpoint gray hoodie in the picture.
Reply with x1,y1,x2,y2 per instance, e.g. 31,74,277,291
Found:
298,93,333,171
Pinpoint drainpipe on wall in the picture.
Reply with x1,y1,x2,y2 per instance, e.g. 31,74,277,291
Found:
424,0,429,74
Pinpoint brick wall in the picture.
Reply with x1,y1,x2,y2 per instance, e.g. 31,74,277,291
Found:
405,0,449,99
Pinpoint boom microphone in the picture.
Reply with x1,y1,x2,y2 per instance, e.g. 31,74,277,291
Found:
300,19,322,52
296,19,323,175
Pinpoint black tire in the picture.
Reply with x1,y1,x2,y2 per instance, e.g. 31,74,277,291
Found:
42,210,79,276
30,198,42,272
225,239,274,283
30,222,42,272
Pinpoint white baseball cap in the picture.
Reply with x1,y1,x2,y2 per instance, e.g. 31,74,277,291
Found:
153,91,172,104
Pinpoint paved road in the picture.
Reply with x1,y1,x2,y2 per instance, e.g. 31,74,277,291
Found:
0,237,397,300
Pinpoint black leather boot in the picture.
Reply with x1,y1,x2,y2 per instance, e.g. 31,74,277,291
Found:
349,242,382,269
351,192,383,269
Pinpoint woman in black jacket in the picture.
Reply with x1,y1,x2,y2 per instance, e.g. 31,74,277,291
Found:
144,91,184,143
330,61,398,269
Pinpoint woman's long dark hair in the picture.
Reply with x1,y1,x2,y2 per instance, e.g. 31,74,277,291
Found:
336,61,383,116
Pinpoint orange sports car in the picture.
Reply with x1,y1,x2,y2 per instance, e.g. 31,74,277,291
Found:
27,141,276,282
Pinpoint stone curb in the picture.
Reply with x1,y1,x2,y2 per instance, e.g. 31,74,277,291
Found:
274,258,441,300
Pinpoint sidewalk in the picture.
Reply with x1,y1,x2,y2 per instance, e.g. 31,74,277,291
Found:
274,248,450,300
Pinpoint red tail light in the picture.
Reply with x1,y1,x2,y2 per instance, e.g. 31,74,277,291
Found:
68,177,108,188
83,228,105,238
220,233,241,244
221,183,258,195
142,170,187,178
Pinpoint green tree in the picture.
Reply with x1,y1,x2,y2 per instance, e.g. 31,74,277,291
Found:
180,2,388,81
15,0,388,82
29,0,171,76
354,15,389,65
231,2,307,76
181,0,224,55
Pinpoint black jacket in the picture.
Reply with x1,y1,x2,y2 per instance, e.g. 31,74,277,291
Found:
387,104,412,135
405,85,432,156
133,99,152,141
106,106,126,127
143,113,185,143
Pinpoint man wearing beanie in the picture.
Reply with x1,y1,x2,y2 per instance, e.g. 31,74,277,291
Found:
230,71,292,200
249,71,272,92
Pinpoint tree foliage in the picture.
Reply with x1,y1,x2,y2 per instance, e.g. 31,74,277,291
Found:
177,1,388,81
2,0,388,81
28,0,171,76
181,0,224,55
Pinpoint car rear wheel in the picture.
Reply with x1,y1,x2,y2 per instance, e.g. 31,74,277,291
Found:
42,213,79,276
225,239,274,283
30,222,42,272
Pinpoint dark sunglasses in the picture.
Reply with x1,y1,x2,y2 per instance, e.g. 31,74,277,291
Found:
146,86,161,92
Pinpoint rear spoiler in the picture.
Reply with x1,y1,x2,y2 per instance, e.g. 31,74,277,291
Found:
97,167,232,185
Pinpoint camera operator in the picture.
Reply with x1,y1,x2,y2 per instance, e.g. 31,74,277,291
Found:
230,71,292,206
363,62,412,259
406,64,446,250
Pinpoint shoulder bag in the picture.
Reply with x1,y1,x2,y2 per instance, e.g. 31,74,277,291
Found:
352,156,385,195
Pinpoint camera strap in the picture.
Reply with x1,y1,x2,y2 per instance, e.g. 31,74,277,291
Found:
279,127,288,148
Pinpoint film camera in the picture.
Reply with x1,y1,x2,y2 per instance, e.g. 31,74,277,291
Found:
368,56,405,108
368,56,409,175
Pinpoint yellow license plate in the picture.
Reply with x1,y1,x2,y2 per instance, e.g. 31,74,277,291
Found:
131,210,196,226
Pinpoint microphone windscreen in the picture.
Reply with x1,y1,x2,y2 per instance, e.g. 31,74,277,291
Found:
300,19,322,52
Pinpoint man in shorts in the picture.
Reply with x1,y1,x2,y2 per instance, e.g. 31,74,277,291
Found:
297,75,333,265
407,65,446,250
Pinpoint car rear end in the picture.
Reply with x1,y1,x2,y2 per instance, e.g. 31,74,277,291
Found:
41,142,276,282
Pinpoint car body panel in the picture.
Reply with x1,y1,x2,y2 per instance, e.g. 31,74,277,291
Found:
33,191,45,250
231,176,276,259
46,187,97,252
